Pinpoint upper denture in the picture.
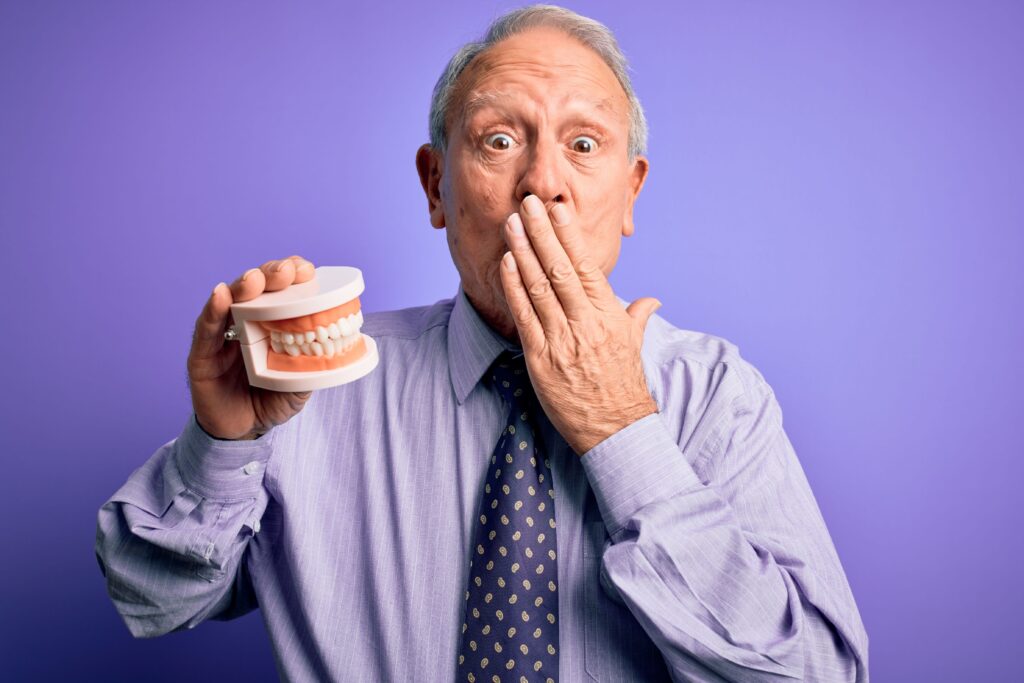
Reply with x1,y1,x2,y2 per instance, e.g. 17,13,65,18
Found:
260,297,362,334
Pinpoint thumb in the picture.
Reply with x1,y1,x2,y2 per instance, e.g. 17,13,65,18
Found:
626,297,662,332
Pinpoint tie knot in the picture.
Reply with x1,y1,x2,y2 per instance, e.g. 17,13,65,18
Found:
489,353,532,406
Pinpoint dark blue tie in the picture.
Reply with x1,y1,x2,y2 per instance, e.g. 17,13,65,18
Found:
457,353,559,682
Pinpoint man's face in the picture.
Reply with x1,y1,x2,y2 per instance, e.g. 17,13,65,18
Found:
416,26,649,340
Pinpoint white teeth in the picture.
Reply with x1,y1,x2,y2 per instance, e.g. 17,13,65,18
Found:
267,310,363,358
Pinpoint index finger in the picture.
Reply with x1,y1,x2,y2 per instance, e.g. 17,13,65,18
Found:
547,203,617,306
516,196,591,319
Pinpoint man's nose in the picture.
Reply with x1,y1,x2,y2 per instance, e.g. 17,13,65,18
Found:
515,139,567,209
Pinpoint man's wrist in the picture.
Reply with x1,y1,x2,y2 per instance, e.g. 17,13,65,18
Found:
570,397,659,455
195,415,268,441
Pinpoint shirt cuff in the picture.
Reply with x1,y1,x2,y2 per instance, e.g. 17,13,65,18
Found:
175,413,275,500
580,412,703,538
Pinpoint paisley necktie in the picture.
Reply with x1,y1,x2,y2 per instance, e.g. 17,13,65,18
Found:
457,352,559,682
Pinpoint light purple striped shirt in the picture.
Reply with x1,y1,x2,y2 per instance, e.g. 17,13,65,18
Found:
95,285,869,682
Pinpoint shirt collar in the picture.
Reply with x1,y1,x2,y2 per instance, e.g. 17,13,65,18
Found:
447,283,522,405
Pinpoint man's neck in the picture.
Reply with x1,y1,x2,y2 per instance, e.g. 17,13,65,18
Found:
462,284,522,346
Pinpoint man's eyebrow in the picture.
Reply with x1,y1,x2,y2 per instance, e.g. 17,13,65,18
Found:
588,96,618,113
461,91,516,119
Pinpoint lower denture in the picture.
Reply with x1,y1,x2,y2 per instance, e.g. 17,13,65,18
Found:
266,335,367,372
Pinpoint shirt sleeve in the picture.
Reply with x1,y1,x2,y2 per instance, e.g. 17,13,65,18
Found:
580,380,869,682
94,413,275,638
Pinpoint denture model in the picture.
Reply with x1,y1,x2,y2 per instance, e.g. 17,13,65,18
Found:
226,266,379,392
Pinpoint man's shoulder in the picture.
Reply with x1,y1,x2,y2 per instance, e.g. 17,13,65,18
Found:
642,312,770,398
360,296,455,342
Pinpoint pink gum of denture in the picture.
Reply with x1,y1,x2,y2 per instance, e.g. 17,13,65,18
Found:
228,266,379,392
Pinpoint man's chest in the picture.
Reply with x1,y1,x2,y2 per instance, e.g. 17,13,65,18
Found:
251,371,672,681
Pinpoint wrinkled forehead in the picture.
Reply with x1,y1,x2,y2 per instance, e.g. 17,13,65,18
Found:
448,28,629,129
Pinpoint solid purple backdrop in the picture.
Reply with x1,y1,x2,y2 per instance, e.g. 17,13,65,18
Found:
1,1,1020,680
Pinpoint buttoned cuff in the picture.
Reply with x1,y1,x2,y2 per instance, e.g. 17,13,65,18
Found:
175,413,275,500
580,412,703,538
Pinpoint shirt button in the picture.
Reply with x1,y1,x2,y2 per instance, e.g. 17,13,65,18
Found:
242,460,261,475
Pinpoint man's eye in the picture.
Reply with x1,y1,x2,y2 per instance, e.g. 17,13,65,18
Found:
484,133,514,151
571,136,597,153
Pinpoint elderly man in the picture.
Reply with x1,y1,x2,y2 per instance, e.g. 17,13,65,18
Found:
96,5,868,682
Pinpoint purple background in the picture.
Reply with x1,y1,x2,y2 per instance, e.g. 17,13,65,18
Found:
2,1,1020,680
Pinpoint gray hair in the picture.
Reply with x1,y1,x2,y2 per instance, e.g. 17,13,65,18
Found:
427,4,648,160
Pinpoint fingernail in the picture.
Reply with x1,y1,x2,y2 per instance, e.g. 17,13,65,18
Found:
503,251,517,271
242,268,259,281
522,195,543,216
274,260,290,272
507,213,525,236
550,203,569,226
212,282,226,296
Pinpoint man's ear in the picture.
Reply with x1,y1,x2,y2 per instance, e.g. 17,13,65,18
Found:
416,143,446,229
621,155,650,237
